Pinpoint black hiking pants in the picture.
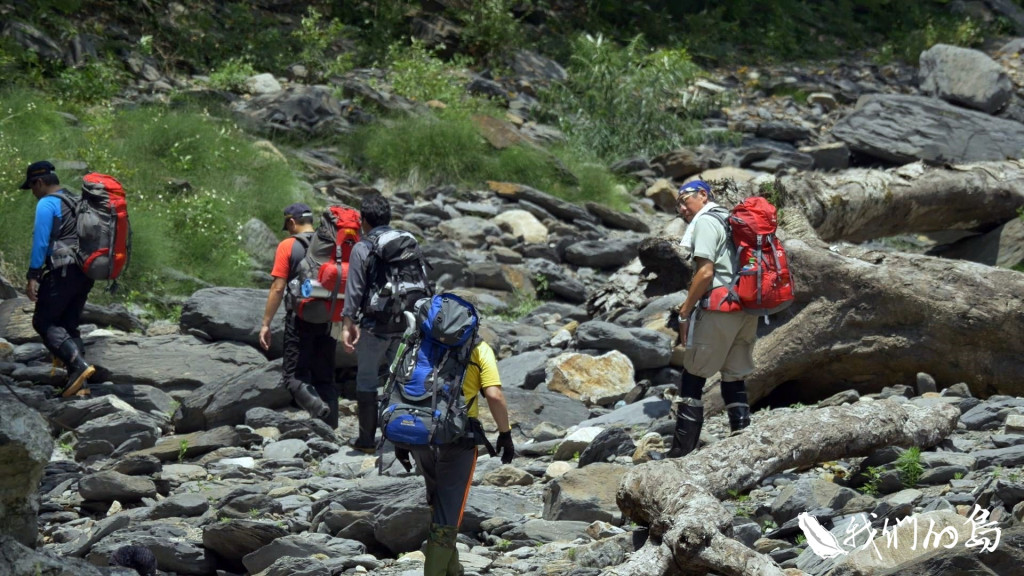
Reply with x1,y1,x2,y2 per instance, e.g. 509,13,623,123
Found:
32,265,94,360
411,438,479,528
282,313,339,428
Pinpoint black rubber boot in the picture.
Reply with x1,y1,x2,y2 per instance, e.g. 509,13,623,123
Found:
58,339,94,398
286,377,329,420
349,391,378,454
665,402,704,458
722,380,751,432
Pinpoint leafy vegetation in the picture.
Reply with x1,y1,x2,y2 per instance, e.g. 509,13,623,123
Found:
0,87,307,318
539,34,724,164
895,446,924,488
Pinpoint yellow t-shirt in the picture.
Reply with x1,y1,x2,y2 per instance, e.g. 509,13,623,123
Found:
462,341,501,418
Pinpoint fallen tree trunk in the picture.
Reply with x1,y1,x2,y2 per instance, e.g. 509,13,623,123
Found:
780,160,1024,244
609,399,960,576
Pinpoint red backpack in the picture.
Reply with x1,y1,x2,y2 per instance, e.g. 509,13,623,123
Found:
288,206,361,323
50,173,132,283
705,197,794,317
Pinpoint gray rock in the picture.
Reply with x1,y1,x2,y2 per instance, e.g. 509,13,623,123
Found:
89,524,216,575
542,463,628,524
240,218,280,270
263,438,310,460
179,287,285,358
242,532,365,574
831,94,1024,165
0,403,52,546
510,50,567,82
770,477,861,524
501,519,591,543
960,397,1024,430
577,397,672,428
79,471,156,502
202,519,289,569
497,349,561,389
576,321,672,370
526,258,588,303
973,444,1024,469
919,44,1013,114
503,387,591,432
0,535,105,576
87,334,267,394
584,202,650,233
175,362,291,433
75,410,163,458
563,238,641,269
930,216,1024,269
578,427,635,467
151,493,209,520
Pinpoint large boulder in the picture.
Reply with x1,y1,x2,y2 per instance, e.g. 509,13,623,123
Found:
831,94,1024,165
576,321,672,370
542,463,628,525
87,334,267,394
179,287,355,365
179,288,284,357
919,44,1013,114
175,362,291,433
0,402,51,547
546,351,636,407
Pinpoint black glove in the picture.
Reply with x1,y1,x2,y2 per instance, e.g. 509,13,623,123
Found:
495,431,514,464
395,447,413,473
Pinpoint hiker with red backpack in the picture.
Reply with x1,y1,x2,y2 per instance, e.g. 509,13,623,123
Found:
259,202,355,429
668,179,794,458
22,160,132,398
340,193,433,453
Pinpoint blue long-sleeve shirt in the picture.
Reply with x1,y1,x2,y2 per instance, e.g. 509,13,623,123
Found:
29,193,65,270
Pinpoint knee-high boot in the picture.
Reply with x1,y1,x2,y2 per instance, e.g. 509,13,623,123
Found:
57,339,94,398
722,380,751,432
666,401,704,458
349,390,378,453
424,523,461,576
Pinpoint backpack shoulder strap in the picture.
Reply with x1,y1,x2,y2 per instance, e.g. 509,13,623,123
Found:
288,232,314,277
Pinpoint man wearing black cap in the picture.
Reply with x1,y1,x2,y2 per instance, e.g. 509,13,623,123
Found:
668,179,757,458
20,160,96,397
259,203,339,429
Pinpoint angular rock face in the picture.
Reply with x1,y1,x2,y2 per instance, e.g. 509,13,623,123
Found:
546,350,635,406
0,401,52,547
919,44,1013,114
831,94,1024,164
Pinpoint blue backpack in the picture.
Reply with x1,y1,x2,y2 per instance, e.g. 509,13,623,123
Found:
378,293,479,448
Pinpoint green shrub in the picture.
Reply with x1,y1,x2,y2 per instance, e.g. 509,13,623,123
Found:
358,109,488,185
293,6,354,80
539,34,719,163
895,446,924,488
384,38,472,107
207,56,257,92
352,108,631,209
450,0,526,61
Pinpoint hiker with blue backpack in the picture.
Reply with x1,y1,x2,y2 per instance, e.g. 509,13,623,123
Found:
670,179,759,458
340,193,432,453
378,293,514,576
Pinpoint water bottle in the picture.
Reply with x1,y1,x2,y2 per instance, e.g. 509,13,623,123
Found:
741,257,757,274
301,279,332,299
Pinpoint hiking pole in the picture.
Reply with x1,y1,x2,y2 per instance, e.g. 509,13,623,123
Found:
386,311,419,376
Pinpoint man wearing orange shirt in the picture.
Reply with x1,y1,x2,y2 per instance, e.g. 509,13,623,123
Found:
259,203,338,428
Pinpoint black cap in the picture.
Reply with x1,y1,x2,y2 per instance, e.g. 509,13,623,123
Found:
20,160,56,190
282,202,313,230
